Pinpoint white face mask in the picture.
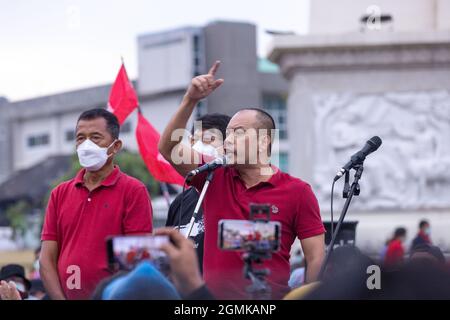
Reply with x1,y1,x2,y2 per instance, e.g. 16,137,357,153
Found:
13,282,25,293
77,139,116,172
192,141,219,157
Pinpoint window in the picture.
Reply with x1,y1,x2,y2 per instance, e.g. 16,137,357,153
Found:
27,134,50,147
273,152,289,172
193,35,200,53
192,32,205,77
263,94,288,140
121,122,132,134
65,130,75,142
278,152,289,172
195,101,207,118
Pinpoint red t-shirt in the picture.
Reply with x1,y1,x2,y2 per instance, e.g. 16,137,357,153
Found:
190,165,325,299
384,239,405,268
41,166,153,299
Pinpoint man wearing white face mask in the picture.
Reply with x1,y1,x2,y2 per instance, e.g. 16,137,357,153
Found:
40,109,153,300
165,113,230,273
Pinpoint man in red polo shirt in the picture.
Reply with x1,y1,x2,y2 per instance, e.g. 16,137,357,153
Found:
159,61,325,299
39,109,153,300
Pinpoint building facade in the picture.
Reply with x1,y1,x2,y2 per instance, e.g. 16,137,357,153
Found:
269,0,450,254
0,21,289,183
0,21,289,234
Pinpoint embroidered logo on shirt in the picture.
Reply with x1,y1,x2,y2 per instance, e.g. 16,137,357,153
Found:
271,205,279,214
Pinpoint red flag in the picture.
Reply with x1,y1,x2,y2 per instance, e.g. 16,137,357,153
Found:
107,63,138,124
136,112,185,185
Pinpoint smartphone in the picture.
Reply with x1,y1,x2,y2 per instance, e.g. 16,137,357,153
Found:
218,219,281,252
106,235,170,274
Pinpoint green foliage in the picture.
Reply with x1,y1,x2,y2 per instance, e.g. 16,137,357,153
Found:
5,200,29,240
115,150,160,196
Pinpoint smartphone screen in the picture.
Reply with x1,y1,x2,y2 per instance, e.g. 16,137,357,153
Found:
106,235,170,273
218,219,281,252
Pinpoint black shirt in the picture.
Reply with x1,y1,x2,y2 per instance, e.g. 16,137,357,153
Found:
165,187,204,273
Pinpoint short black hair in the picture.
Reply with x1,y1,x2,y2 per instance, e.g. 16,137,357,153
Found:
419,220,429,229
77,108,120,140
191,113,231,141
394,227,407,238
238,107,276,153
239,107,276,132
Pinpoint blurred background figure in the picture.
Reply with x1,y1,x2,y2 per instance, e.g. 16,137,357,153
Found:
379,238,390,264
28,279,47,300
28,246,41,280
288,248,306,289
0,264,31,299
302,245,375,300
303,254,450,300
384,227,407,269
322,245,374,282
411,220,432,251
410,243,446,266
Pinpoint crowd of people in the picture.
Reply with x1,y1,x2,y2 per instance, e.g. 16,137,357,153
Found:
1,61,449,300
2,222,449,300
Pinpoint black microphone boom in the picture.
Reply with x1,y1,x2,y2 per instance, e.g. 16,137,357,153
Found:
187,156,227,177
334,136,382,181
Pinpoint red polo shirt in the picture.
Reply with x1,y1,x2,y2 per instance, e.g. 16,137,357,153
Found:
41,166,153,300
190,165,325,299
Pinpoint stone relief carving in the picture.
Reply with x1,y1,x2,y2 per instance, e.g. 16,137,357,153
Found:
312,90,450,210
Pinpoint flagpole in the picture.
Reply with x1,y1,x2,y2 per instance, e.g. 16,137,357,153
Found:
160,182,171,209
137,105,171,209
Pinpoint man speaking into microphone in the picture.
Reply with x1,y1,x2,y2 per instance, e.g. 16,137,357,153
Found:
159,61,325,299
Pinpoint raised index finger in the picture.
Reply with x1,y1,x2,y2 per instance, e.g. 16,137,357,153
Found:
208,60,221,76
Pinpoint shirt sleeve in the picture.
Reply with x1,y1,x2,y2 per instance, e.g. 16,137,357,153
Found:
295,183,326,240
166,192,182,227
41,188,58,241
123,184,153,234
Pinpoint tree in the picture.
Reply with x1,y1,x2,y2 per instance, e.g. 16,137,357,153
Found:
5,200,29,241
115,150,160,196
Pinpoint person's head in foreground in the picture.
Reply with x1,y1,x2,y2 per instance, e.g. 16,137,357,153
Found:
303,246,450,300
96,262,180,300
410,243,446,266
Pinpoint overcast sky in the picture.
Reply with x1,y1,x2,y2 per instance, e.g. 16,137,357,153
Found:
0,0,310,101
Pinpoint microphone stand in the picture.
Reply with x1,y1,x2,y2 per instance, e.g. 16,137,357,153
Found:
318,164,364,280
185,170,215,239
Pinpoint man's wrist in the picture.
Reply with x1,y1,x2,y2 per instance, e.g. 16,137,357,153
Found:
180,277,205,297
182,94,200,107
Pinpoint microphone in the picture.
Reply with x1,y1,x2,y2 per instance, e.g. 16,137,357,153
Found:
187,156,227,177
334,136,382,181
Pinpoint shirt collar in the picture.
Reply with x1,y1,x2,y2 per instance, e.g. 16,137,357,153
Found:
231,165,282,187
75,165,122,188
